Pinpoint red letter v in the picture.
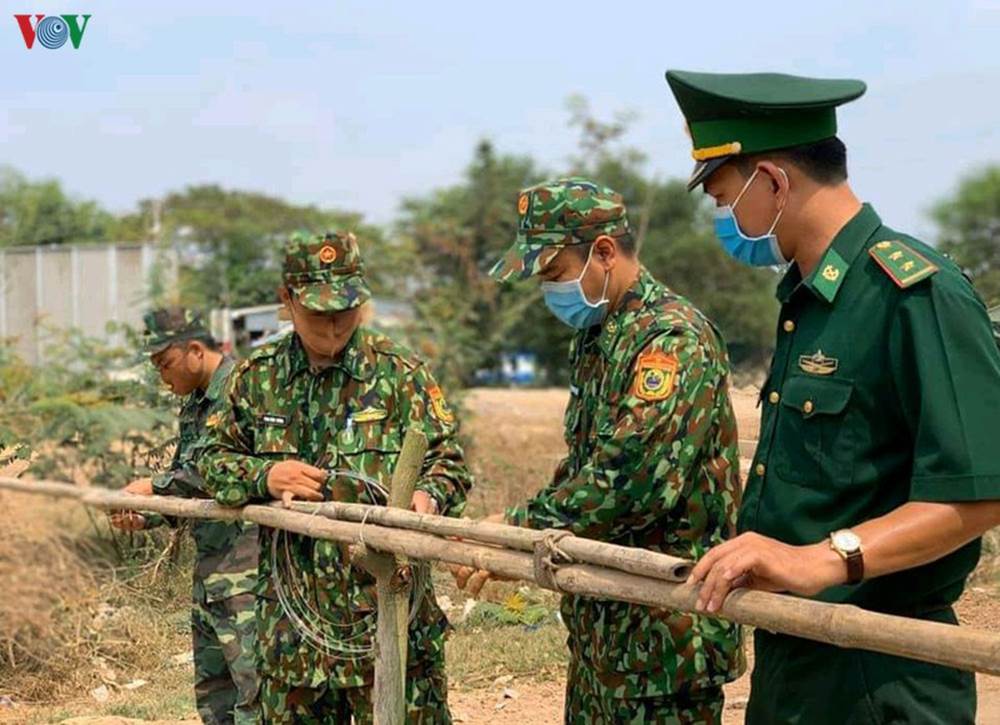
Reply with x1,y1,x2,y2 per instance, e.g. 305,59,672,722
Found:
13,14,44,49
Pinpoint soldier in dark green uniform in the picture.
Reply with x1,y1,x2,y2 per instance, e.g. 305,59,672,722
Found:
199,231,473,723
664,70,1000,724
112,308,260,725
457,178,744,724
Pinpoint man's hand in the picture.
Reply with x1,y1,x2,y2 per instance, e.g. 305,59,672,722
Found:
687,532,845,613
123,477,154,496
109,511,146,531
109,478,154,530
411,490,439,515
449,511,510,598
266,460,326,507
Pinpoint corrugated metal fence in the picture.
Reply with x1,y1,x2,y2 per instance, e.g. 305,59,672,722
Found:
0,243,177,364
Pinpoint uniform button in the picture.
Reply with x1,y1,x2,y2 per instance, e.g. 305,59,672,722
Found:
803,400,814,414
755,463,766,477
768,391,780,404
783,320,795,333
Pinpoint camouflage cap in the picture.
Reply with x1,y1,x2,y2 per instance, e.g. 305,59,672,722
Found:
283,230,372,312
141,307,210,355
489,177,630,282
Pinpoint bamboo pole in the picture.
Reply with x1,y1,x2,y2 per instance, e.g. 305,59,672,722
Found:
1,476,999,676
282,500,693,582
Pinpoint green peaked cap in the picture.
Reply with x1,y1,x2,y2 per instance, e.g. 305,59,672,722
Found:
665,70,867,190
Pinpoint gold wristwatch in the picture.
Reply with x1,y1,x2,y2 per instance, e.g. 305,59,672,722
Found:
829,529,864,584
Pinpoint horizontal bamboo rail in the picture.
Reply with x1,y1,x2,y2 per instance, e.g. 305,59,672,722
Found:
2,475,999,677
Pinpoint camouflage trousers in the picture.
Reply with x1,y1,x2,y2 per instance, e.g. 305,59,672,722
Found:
565,655,723,725
259,652,450,724
192,593,261,725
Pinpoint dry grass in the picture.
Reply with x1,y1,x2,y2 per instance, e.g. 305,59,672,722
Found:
2,387,999,723
0,488,194,710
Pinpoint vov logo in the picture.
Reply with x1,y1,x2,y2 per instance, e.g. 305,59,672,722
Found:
14,14,91,49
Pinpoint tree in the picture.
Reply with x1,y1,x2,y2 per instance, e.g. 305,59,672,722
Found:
116,185,391,309
396,141,545,388
932,165,1000,306
565,98,779,367
0,166,114,247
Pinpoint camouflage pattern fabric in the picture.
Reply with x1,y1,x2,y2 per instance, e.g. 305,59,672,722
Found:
141,306,212,355
192,593,261,725
489,177,631,282
506,268,745,701
140,357,261,722
566,654,723,724
198,327,471,700
259,648,450,724
284,230,372,311
148,358,260,604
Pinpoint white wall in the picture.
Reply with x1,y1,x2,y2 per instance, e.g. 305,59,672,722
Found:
0,243,178,365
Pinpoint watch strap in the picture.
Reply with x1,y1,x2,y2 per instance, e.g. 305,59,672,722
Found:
845,548,864,585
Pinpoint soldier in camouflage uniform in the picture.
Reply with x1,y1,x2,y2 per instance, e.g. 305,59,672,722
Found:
198,231,472,723
112,308,260,725
458,178,744,724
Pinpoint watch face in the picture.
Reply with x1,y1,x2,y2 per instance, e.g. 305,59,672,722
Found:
833,530,862,553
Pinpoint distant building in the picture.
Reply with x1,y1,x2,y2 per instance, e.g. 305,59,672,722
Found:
474,351,538,386
210,298,414,353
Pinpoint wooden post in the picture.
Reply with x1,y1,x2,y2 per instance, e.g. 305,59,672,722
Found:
350,430,428,725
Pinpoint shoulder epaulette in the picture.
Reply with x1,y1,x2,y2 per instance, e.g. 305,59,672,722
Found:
868,240,939,289
368,330,422,370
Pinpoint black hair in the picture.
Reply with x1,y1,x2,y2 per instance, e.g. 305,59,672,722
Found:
173,335,220,353
736,136,848,186
566,232,637,261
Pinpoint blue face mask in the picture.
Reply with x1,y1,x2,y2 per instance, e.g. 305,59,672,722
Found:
713,168,788,267
540,245,610,330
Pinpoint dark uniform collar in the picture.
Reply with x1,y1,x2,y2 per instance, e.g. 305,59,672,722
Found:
594,267,663,358
777,203,882,305
204,356,235,402
289,328,374,382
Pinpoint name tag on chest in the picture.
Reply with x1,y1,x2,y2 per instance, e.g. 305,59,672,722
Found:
260,414,289,427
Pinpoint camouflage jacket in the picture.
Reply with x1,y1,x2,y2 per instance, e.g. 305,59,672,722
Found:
147,357,259,603
506,268,745,698
198,328,472,688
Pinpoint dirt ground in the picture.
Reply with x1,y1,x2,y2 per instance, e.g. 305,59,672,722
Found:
453,387,1000,724
3,386,999,724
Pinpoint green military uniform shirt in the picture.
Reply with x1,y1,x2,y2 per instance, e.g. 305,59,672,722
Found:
199,328,472,689
507,268,745,700
742,204,1000,724
149,357,259,602
743,203,1000,606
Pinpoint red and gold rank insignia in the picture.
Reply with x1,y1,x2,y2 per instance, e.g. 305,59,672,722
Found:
517,193,530,215
428,385,455,423
633,350,678,402
318,245,338,264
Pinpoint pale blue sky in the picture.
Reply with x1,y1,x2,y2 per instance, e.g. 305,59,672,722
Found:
5,1,1000,240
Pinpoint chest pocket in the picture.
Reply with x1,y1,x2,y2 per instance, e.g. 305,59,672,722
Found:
772,376,856,487
333,418,403,505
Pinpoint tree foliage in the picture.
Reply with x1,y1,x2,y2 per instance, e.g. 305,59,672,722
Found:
0,326,174,487
397,100,781,387
115,185,393,309
933,165,1000,306
395,141,546,388
0,166,114,247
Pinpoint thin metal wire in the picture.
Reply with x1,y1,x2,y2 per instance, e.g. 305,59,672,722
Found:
269,467,429,660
